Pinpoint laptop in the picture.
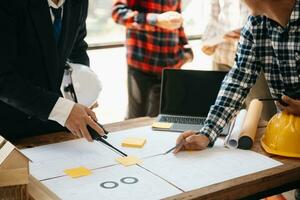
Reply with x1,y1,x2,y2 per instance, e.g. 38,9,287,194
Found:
153,69,230,135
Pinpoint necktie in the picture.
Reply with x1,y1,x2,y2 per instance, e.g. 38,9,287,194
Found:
50,7,62,42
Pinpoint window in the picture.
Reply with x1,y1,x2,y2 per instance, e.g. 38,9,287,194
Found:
86,0,210,45
86,0,212,124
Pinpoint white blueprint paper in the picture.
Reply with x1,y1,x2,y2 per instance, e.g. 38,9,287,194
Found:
21,139,119,180
141,138,282,192
106,126,181,158
42,165,181,200
225,109,247,148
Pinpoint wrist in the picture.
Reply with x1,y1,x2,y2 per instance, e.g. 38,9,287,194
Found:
48,97,75,126
146,13,158,26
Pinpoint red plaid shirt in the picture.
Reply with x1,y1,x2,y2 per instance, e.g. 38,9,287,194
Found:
112,0,190,74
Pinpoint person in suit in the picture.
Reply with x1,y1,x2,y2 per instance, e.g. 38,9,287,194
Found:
0,0,104,141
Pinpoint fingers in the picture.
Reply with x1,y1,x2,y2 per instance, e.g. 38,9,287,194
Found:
173,145,184,154
170,18,182,26
282,95,294,105
85,116,105,137
67,126,83,139
65,104,103,142
174,131,197,154
276,101,285,111
277,95,293,110
176,130,195,144
80,123,93,142
174,132,210,154
186,135,206,148
86,107,98,122
201,45,216,55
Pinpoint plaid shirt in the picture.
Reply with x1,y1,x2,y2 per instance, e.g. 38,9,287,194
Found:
201,1,300,145
112,0,189,74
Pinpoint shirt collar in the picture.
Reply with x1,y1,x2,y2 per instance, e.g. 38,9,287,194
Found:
289,0,300,22
48,0,65,9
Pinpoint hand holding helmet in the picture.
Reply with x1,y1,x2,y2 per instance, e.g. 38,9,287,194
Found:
60,63,104,141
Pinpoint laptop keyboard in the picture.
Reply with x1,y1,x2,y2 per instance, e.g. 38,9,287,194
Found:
160,115,206,125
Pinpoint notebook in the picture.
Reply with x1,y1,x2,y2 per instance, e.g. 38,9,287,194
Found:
153,69,230,135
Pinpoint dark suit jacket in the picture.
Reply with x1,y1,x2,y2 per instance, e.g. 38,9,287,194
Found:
0,0,89,139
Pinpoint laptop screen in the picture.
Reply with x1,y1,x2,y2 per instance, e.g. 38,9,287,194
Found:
160,69,228,117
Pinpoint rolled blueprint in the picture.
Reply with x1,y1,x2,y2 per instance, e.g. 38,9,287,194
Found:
238,99,263,150
224,109,247,149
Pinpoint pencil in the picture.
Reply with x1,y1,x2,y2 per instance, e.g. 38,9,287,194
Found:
164,132,200,154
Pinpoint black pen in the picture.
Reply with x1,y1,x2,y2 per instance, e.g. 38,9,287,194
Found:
87,125,128,157
258,98,288,106
95,121,109,136
258,98,281,101
164,132,200,155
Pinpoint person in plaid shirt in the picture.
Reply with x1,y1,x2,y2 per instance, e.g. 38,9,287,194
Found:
174,0,299,152
202,0,277,121
112,0,193,119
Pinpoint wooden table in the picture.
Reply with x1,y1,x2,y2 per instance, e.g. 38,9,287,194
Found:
14,117,300,200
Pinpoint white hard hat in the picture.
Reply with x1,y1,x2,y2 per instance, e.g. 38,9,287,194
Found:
60,63,102,107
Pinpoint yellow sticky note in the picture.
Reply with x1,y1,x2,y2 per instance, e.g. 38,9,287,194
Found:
116,156,142,167
152,122,172,129
64,167,92,178
122,137,147,148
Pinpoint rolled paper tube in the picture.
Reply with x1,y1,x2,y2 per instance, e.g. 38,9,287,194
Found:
238,99,263,149
224,109,247,149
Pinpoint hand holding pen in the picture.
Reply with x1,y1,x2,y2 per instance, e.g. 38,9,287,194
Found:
65,103,107,142
165,131,210,154
275,95,300,116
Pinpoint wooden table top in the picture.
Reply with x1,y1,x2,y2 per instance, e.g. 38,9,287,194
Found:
14,117,300,200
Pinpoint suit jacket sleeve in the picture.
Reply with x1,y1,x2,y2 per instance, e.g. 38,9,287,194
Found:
68,0,89,66
0,1,60,120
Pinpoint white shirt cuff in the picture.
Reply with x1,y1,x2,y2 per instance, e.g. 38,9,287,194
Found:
48,97,75,126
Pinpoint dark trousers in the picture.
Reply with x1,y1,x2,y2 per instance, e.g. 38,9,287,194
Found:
127,68,161,119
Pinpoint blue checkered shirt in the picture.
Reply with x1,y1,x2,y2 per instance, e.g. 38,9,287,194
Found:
201,1,300,146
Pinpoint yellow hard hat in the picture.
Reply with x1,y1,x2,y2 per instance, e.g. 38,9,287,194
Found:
261,111,300,158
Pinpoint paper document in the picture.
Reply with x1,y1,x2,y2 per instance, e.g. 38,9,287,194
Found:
201,16,243,47
141,138,282,191
225,109,247,148
21,139,119,180
106,126,180,158
42,165,181,200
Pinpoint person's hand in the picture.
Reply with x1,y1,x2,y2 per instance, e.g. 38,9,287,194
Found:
223,29,241,42
156,11,183,30
173,131,210,154
201,45,217,56
65,103,105,142
276,95,300,116
183,48,194,64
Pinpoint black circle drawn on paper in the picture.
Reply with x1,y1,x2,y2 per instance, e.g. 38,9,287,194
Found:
120,177,139,184
100,181,119,189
